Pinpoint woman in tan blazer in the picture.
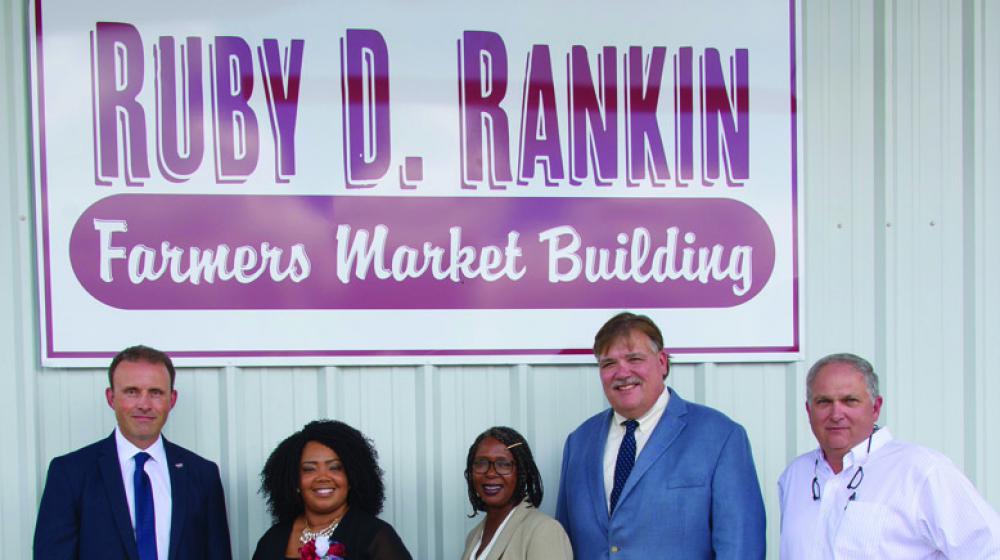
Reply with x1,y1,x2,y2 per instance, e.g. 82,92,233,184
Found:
462,427,573,560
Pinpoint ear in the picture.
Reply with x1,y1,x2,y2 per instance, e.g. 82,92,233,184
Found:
105,387,114,409
169,389,178,410
872,395,883,421
658,349,670,379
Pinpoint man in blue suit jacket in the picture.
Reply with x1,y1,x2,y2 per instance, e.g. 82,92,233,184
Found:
34,345,232,559
556,313,765,559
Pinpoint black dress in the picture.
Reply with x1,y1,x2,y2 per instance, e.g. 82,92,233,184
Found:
252,508,413,560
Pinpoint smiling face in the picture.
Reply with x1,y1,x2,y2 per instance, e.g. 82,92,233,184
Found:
807,362,883,472
105,360,177,448
598,330,668,419
471,437,519,514
299,441,350,521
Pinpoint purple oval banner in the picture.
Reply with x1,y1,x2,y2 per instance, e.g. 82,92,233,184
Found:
70,194,775,310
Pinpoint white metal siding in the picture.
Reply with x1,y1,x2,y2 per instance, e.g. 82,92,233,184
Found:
3,2,1000,559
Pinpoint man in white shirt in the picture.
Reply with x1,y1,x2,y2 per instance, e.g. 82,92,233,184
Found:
34,345,232,559
779,352,1000,559
556,312,765,559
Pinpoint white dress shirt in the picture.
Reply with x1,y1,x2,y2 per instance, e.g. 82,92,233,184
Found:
778,427,1000,559
115,428,173,560
602,387,670,510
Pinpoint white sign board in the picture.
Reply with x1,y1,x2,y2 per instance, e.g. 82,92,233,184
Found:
29,0,800,365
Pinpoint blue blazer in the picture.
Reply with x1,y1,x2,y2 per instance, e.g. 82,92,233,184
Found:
34,433,232,560
555,388,765,560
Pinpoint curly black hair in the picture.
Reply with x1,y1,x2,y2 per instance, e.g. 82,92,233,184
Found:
260,420,386,524
464,426,543,516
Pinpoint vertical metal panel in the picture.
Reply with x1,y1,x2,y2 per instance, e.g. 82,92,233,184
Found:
1,3,38,558
971,0,1000,506
883,0,968,463
4,2,1000,560
799,0,879,360
524,363,609,519
797,0,882,464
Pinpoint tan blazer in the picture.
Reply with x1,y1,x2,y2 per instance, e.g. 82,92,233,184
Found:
462,501,573,560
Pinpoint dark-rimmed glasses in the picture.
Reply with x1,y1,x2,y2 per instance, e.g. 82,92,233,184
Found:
811,428,875,503
472,458,514,475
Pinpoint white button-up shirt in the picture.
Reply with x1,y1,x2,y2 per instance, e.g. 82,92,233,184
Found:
115,428,173,560
602,387,670,510
778,427,1000,559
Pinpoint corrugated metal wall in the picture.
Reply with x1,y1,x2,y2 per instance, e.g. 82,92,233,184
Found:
3,1,999,558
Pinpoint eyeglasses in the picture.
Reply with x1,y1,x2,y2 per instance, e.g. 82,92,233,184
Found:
811,428,875,504
472,458,514,475
811,462,864,503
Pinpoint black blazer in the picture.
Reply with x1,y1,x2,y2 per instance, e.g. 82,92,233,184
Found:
252,507,412,560
34,432,232,559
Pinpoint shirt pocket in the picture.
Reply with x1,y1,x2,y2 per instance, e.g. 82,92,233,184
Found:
834,501,890,559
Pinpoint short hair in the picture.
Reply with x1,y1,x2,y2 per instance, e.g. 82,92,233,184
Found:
259,420,386,524
806,353,880,401
108,345,176,389
593,312,669,369
464,426,543,516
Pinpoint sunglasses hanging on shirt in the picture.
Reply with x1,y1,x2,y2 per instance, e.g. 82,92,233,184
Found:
811,425,877,501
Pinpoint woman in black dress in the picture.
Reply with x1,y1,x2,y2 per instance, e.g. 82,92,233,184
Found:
253,420,412,560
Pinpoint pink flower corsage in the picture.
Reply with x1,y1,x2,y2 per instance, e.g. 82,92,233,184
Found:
299,535,346,560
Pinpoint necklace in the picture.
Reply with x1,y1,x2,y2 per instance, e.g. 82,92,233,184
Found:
299,517,341,544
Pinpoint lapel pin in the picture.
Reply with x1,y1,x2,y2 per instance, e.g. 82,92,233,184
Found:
175,463,184,468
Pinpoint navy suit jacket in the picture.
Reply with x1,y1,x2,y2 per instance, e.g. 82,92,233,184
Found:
555,388,765,560
34,433,232,560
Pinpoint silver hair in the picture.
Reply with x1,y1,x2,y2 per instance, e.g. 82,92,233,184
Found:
805,353,880,401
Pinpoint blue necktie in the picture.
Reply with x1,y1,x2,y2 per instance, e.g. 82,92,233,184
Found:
134,452,157,560
609,419,639,515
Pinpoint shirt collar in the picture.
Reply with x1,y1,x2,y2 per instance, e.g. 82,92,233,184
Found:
844,425,892,467
818,426,894,472
612,385,670,432
114,426,168,468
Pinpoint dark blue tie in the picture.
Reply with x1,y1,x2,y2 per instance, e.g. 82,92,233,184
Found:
609,419,639,515
133,452,157,560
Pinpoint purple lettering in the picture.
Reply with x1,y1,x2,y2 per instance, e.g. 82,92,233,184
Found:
154,36,204,182
700,48,749,186
211,36,259,183
341,29,391,189
459,31,512,190
674,47,695,185
517,45,563,186
568,46,617,186
258,38,305,183
625,46,669,187
91,22,150,186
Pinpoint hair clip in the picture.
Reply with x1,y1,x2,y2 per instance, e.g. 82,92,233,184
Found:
507,442,524,449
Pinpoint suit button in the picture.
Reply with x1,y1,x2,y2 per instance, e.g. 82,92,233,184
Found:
611,546,620,553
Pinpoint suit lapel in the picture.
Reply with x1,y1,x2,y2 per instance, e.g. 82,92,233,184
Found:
614,388,688,512
588,410,614,526
98,433,140,560
485,502,530,560
165,439,188,560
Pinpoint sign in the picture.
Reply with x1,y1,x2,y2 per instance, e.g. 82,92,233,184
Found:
30,0,800,365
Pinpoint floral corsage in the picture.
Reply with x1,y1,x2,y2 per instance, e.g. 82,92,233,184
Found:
299,535,347,560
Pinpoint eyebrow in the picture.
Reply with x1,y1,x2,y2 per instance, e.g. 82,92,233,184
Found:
811,393,862,401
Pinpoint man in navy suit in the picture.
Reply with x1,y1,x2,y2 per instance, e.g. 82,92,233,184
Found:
34,345,232,559
555,312,765,559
